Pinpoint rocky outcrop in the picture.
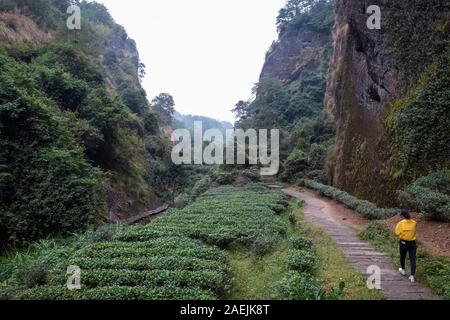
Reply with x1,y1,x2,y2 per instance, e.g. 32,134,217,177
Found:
260,26,329,83
0,12,51,44
103,25,142,89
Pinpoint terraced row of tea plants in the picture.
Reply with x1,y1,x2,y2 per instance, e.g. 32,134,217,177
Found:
5,184,290,300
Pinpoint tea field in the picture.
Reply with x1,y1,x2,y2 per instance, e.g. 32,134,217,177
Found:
4,184,303,300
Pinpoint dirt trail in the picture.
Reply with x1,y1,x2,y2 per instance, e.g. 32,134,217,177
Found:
282,188,441,300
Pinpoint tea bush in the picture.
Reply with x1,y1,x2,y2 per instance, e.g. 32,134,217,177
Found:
17,285,216,300
286,249,317,273
276,271,322,300
299,179,398,219
290,236,313,250
80,269,226,292
250,235,280,256
274,229,326,300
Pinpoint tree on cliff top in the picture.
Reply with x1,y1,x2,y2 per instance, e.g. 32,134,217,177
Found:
277,0,334,34
277,0,316,26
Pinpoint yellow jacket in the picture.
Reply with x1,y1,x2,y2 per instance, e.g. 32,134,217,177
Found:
395,219,417,241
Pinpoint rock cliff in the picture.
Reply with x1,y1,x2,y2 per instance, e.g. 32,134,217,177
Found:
326,0,450,205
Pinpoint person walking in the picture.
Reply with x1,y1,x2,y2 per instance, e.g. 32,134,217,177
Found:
395,209,417,283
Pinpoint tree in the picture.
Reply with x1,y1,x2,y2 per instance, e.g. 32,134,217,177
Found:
277,0,315,26
232,100,251,121
119,84,148,115
276,0,334,34
151,93,175,124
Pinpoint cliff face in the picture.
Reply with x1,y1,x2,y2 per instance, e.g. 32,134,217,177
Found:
325,0,450,205
237,1,335,183
261,27,329,83
325,0,399,204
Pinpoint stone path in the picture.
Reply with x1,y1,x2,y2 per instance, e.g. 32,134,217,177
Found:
282,188,441,300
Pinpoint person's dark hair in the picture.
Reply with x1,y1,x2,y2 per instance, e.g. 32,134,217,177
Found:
401,209,411,220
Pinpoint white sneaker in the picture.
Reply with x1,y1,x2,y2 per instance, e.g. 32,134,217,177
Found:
409,276,415,283
398,268,406,276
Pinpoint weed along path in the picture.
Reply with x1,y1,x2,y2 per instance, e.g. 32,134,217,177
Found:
282,188,441,300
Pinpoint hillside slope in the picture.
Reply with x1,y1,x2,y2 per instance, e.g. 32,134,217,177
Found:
0,0,173,247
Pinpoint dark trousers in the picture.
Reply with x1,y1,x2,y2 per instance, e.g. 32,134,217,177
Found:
400,240,417,276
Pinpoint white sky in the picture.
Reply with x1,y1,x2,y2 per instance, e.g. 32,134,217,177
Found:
95,0,286,122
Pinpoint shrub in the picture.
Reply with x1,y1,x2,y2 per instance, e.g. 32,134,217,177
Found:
213,171,236,185
296,199,305,208
174,193,192,209
414,171,450,195
37,66,88,110
399,171,450,221
191,176,212,197
360,221,394,250
250,236,279,256
17,262,49,288
286,249,316,273
0,41,165,246
276,271,321,300
324,281,346,300
288,213,297,225
399,186,450,221
86,225,123,243
241,169,260,182
118,84,148,115
290,236,313,250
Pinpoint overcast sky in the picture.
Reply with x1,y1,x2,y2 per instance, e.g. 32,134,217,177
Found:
95,0,286,123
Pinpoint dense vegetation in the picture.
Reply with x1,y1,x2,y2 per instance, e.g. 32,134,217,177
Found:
0,0,75,29
399,171,450,222
384,0,450,208
0,0,173,247
277,0,336,36
233,0,335,183
387,52,450,179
